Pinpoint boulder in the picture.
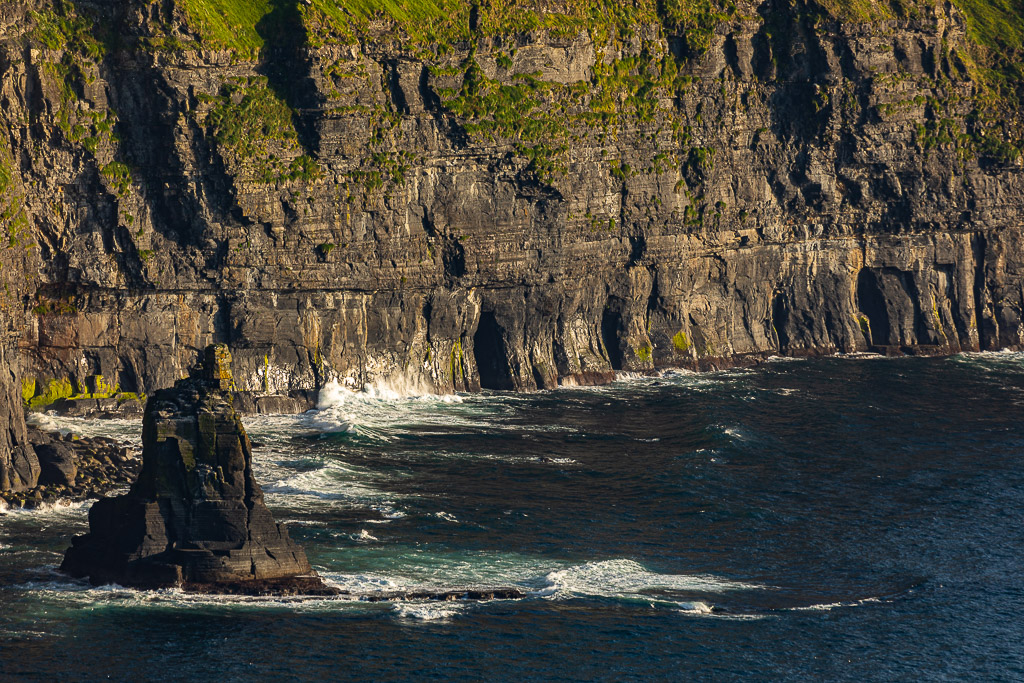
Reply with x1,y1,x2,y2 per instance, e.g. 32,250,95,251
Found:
61,344,333,594
35,442,77,487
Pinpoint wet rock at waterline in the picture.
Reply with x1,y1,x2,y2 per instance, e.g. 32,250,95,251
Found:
60,344,332,593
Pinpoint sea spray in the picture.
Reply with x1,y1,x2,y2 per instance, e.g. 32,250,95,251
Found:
302,377,465,437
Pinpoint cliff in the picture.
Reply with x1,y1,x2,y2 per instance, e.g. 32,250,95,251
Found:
1,0,1023,488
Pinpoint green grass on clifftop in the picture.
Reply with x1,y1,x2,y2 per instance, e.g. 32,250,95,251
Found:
180,0,273,56
954,0,1024,55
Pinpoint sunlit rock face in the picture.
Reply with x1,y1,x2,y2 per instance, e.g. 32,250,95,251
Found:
1,0,1024,490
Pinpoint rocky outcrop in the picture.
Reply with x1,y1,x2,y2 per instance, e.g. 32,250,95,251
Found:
60,344,329,592
0,0,1023,485
0,342,39,491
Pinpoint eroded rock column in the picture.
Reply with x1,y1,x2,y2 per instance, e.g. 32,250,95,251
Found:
61,344,331,593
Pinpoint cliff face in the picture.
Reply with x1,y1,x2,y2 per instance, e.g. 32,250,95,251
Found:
0,0,39,489
1,0,1023,486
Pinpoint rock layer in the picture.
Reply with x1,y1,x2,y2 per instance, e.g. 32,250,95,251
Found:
61,344,325,591
0,0,1023,487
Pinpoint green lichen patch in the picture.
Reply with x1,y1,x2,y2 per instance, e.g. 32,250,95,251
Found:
857,314,872,342
196,413,218,467
31,2,107,60
436,44,690,185
0,149,30,250
450,338,465,381
25,377,75,410
21,378,36,404
672,330,690,353
31,296,79,315
658,0,737,56
953,0,1024,56
86,375,119,398
33,5,122,160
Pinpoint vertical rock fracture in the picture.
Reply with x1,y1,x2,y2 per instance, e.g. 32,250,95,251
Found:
61,344,332,594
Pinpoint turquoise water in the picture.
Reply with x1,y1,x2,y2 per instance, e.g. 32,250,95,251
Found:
2,353,1024,680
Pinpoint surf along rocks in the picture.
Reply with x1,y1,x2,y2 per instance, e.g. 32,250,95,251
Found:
61,344,334,595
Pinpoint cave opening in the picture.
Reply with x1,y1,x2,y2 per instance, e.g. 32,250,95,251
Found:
601,307,624,370
474,312,514,390
856,269,890,346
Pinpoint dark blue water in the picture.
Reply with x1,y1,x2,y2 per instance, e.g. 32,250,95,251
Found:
3,353,1024,681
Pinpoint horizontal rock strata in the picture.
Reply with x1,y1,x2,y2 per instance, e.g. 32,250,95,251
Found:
1,0,1023,486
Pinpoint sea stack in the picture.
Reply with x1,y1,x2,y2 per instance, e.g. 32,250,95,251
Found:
61,344,331,594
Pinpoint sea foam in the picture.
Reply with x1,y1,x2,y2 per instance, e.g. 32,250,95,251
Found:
533,559,764,600
391,601,468,621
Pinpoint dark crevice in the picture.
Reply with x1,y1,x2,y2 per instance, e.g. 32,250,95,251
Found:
772,293,789,350
601,305,624,370
474,312,514,390
628,235,646,267
442,239,467,280
972,233,993,349
386,61,409,114
419,65,442,112
856,269,890,346
530,364,548,390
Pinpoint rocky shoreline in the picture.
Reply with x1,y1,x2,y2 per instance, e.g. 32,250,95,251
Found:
5,339,1003,509
0,427,140,511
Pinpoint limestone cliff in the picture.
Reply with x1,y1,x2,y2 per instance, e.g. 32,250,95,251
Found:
1,0,1024,487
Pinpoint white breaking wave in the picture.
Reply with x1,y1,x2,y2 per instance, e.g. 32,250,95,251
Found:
352,529,379,543
715,424,753,443
299,378,466,437
319,377,463,406
0,499,89,520
261,460,404,517
533,559,765,600
788,596,885,612
391,602,468,621
301,409,357,435
25,414,140,443
320,572,401,593
677,600,714,614
952,349,1024,372
7,555,771,622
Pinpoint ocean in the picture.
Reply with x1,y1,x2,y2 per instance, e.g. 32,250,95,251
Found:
2,352,1024,681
